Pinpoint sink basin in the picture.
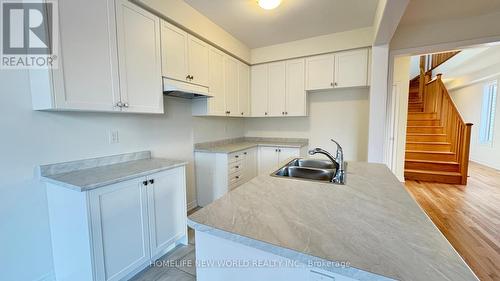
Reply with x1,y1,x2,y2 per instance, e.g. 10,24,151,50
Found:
287,158,337,169
274,166,335,182
271,158,345,184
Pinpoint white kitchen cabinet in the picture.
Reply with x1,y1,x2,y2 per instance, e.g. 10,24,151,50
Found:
160,21,188,82
224,56,239,116
160,20,209,87
198,47,226,116
89,177,151,281
30,0,163,114
268,62,286,116
305,54,335,91
258,146,280,174
305,48,370,91
285,59,307,116
251,64,269,117
258,146,305,175
46,166,187,281
238,63,251,116
116,0,163,114
147,168,187,260
250,59,306,117
196,148,258,206
187,36,210,86
334,48,369,88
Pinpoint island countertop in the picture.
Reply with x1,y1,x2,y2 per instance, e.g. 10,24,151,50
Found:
188,162,478,281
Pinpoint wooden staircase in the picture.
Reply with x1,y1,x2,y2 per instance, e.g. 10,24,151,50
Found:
404,52,473,184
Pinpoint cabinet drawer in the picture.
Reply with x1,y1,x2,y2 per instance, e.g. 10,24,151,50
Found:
229,171,243,186
228,151,246,163
228,161,244,174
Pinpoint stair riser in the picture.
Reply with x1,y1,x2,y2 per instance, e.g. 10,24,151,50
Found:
405,162,460,172
408,108,424,112
405,152,456,161
407,113,438,120
406,143,451,151
406,135,447,142
407,120,441,126
407,127,444,134
404,171,462,184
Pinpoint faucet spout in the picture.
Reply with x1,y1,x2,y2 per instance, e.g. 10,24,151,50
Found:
308,139,346,184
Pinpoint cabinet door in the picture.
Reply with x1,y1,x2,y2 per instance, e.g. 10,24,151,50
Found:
187,35,209,87
238,62,251,116
305,54,335,91
285,59,306,116
278,147,301,164
207,47,226,116
52,0,120,111
224,56,239,116
258,146,279,175
251,64,269,117
116,0,163,113
147,167,187,260
334,49,369,88
243,148,258,181
89,178,150,281
160,21,188,81
268,62,286,117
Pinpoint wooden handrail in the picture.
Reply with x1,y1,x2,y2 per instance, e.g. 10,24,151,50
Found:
423,74,473,184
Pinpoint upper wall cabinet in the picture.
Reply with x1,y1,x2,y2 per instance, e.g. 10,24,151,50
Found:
238,63,250,116
161,21,209,87
305,48,369,91
30,0,163,114
115,0,163,114
251,58,306,117
192,47,249,117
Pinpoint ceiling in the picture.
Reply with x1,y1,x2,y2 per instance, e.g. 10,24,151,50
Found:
184,0,379,48
400,0,500,26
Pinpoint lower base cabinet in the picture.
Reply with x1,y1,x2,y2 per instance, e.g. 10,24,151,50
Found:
258,146,306,175
196,148,257,206
46,166,187,281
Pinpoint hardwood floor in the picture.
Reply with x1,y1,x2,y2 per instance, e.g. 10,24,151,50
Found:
405,162,500,281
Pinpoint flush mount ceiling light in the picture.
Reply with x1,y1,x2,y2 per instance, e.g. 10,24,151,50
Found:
258,0,281,10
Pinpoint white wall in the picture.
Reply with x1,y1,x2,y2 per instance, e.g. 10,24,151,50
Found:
0,69,244,281
244,88,370,161
391,10,500,53
250,27,373,64
450,73,500,170
136,0,251,63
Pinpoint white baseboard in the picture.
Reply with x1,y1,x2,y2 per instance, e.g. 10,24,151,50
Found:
34,271,55,281
187,200,198,212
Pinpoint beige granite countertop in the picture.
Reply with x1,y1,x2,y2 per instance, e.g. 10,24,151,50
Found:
40,152,187,191
194,137,308,153
188,162,478,281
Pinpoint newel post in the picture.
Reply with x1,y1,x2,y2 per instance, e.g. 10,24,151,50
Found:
460,123,473,185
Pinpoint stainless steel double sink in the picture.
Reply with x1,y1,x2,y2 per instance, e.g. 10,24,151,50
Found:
271,158,344,184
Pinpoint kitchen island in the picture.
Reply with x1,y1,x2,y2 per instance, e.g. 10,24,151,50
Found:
188,162,478,281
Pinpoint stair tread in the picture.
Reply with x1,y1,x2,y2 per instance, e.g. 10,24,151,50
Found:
405,159,459,165
407,133,446,136
404,169,461,176
405,150,455,154
407,125,443,128
406,141,451,145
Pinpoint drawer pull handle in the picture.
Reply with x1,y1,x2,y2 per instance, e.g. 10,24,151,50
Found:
235,166,239,169
235,155,239,158
235,176,240,179
149,179,154,184
243,152,247,155
143,180,148,186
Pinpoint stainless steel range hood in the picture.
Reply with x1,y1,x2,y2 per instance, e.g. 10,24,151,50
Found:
163,77,212,99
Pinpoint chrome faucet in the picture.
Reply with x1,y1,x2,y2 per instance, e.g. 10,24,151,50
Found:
308,139,346,184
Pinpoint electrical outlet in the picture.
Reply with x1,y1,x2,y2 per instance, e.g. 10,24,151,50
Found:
109,130,119,144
